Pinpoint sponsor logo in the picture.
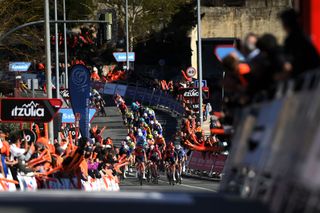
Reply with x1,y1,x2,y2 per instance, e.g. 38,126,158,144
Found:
11,101,44,117
60,90,70,98
183,89,199,97
191,104,199,109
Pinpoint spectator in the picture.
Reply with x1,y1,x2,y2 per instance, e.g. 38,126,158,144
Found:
247,34,286,99
91,67,101,81
243,33,260,62
279,9,320,77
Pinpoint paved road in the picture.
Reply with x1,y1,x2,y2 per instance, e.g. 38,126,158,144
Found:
120,172,219,192
92,101,220,193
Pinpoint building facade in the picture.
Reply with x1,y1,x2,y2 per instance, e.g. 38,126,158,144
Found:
191,0,293,68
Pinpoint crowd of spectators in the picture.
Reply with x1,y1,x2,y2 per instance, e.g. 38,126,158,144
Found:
223,9,320,107
0,120,129,190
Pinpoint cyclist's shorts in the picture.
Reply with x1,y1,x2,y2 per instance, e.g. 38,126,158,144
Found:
136,156,145,163
168,157,176,165
150,155,159,162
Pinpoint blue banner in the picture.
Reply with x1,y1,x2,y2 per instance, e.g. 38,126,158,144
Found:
68,65,91,138
9,62,31,72
60,108,96,123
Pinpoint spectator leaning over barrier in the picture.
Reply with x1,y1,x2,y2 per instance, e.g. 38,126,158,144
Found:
279,9,320,78
91,67,101,81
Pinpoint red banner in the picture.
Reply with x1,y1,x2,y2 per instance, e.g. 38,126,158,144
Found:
188,151,227,174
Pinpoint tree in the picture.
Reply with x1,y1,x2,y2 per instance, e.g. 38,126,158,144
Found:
0,0,94,64
98,0,190,50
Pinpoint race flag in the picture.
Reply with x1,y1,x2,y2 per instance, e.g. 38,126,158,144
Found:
68,64,91,138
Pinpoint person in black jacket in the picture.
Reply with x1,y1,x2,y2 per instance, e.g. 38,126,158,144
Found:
280,9,320,77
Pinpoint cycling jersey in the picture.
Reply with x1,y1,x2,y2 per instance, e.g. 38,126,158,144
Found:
176,148,186,161
164,149,178,164
131,102,140,112
135,147,146,163
148,149,161,162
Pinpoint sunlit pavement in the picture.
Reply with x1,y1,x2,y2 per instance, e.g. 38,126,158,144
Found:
120,173,219,192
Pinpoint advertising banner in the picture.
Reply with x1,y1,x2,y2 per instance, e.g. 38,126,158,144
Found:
181,88,200,98
68,64,91,138
114,84,128,96
60,108,96,123
0,98,62,123
103,83,116,95
9,62,31,72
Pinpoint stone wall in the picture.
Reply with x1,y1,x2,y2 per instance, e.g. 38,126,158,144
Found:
201,6,290,41
191,0,293,68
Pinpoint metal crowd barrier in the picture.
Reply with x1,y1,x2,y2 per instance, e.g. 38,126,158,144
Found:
219,68,320,213
92,81,184,116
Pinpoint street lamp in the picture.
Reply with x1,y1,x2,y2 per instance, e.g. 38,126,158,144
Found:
197,0,203,126
44,0,54,143
63,0,68,88
54,0,60,98
125,0,129,71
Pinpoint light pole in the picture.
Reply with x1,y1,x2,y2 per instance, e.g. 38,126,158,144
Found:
125,0,129,71
197,0,203,126
44,0,54,142
54,0,60,98
63,0,68,88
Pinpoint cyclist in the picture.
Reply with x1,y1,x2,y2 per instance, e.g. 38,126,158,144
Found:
163,142,178,182
134,145,147,179
119,141,130,178
154,132,166,154
146,134,154,146
148,144,162,179
136,130,147,148
175,144,186,180
153,120,163,136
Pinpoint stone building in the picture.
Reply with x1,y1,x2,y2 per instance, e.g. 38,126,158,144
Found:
191,0,293,68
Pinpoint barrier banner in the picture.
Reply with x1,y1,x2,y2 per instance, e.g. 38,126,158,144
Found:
143,92,152,103
17,175,37,191
81,175,119,191
188,151,227,174
211,154,228,173
114,84,128,96
103,83,116,95
124,86,136,99
135,88,147,101
92,81,106,93
0,170,17,191
151,90,161,104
